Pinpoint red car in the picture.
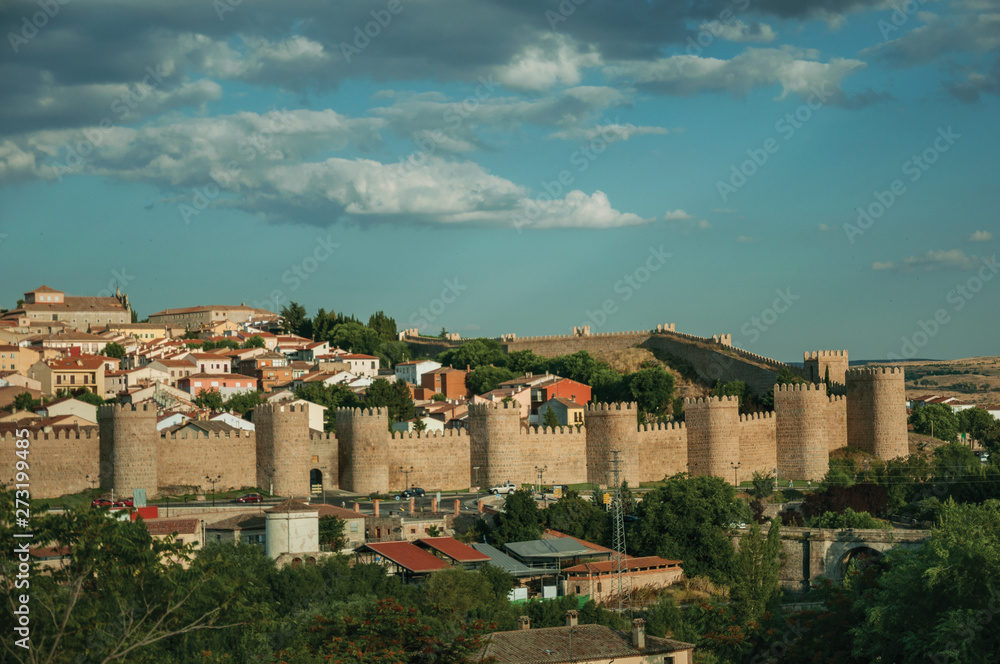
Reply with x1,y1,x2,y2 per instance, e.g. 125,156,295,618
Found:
236,493,263,503
91,498,113,508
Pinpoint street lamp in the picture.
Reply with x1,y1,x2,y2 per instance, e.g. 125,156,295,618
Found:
730,462,742,487
205,474,221,507
472,466,481,499
400,465,414,490
86,474,100,491
534,465,548,493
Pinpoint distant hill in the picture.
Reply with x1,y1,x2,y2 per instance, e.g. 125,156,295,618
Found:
885,356,1000,406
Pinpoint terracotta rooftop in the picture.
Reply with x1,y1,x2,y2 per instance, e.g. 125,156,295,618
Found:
478,624,694,664
266,498,319,514
359,541,451,573
206,513,266,530
415,537,491,563
144,518,200,536
563,556,682,575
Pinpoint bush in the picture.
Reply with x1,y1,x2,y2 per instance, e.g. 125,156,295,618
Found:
801,483,889,519
807,508,890,530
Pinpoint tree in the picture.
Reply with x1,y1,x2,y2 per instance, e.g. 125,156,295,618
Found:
378,340,411,368
102,342,126,359
627,366,675,418
437,339,506,370
466,365,516,394
808,508,889,529
431,393,447,402
224,390,265,415
909,403,960,442
502,350,547,375
293,383,361,431
958,407,996,442
544,490,609,544
367,310,397,341
131,309,138,323
489,490,543,545
332,321,382,356
631,474,751,584
12,391,40,412
729,521,783,625
280,301,309,336
70,389,105,406
364,378,414,423
194,388,225,411
542,407,561,429
311,308,336,342
242,335,266,349
775,367,805,385
318,516,347,552
412,419,427,432
749,470,775,501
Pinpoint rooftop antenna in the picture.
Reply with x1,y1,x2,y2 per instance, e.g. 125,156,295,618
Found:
609,449,631,613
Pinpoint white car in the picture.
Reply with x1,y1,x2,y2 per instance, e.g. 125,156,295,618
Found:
489,481,517,495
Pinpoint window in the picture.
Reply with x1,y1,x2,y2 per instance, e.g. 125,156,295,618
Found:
350,522,358,532
410,528,416,534
597,582,602,592
576,585,581,594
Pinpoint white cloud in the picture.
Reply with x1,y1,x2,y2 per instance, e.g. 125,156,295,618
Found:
872,261,894,271
663,209,693,220
818,223,831,231
873,249,981,272
969,230,993,242
495,35,601,92
548,123,670,143
736,235,754,243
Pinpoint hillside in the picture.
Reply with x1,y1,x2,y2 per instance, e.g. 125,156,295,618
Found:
877,356,1000,406
590,347,711,400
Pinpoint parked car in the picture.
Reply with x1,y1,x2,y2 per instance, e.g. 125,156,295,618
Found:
489,481,518,495
397,487,426,499
91,498,113,508
236,493,263,503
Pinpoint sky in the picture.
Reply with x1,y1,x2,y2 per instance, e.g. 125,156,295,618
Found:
0,0,997,363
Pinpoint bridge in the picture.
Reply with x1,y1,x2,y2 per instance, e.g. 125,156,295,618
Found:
735,526,931,591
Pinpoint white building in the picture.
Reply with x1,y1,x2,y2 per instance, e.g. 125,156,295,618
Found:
265,499,320,561
340,354,380,378
395,360,441,385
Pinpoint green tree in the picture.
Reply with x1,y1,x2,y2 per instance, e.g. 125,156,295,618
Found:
412,418,427,432
712,379,748,404
631,474,750,584
808,508,889,529
466,365,516,394
378,339,411,368
431,392,447,402
318,515,347,551
102,341,126,359
12,391,39,412
368,310,398,341
730,521,783,625
437,339,506,370
544,490,608,543
194,388,225,411
909,403,960,442
627,366,675,418
280,301,309,336
775,367,805,385
958,407,996,441
311,308,336,342
224,390,265,415
502,350,547,375
489,490,543,545
242,334,266,349
749,470,775,500
364,377,415,423
332,321,383,356
293,382,361,431
70,389,106,406
542,406,561,429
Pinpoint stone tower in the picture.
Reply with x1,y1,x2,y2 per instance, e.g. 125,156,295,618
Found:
685,396,740,482
585,402,639,486
468,401,522,488
846,367,908,460
803,350,849,387
774,383,830,481
336,406,390,494
254,403,311,498
99,403,158,498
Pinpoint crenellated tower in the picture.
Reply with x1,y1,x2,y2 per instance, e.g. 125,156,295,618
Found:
99,403,158,498
585,402,640,486
254,403,311,498
336,406,390,494
774,383,830,480
468,401,522,488
846,367,908,459
685,396,740,482
803,350,849,387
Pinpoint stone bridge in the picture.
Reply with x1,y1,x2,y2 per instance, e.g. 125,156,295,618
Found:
735,526,931,591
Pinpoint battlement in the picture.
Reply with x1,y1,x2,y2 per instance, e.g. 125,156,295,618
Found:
98,402,156,416
739,411,776,423
639,421,686,431
508,329,654,343
523,424,586,436
336,406,390,417
309,431,337,441
828,394,846,405
161,430,253,439
846,366,905,379
804,350,847,360
254,403,309,415
390,429,467,440
468,401,522,415
724,345,787,369
712,334,732,346
586,401,638,413
1,427,99,441
685,395,739,406
776,382,827,394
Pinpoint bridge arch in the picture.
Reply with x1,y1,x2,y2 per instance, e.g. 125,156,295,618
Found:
832,545,885,582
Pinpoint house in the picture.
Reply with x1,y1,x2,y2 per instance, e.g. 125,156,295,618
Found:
984,404,1000,421
2,285,132,331
156,411,190,431
395,360,441,385
144,518,203,554
537,396,586,427
30,331,113,356
209,411,255,431
205,513,267,547
28,356,106,396
497,373,592,424
562,556,684,602
420,366,468,399
101,322,186,341
147,358,197,385
0,385,43,410
177,373,257,399
121,382,194,410
354,541,451,581
0,344,41,374
478,617,695,664
180,352,232,374
340,354,380,378
413,537,490,570
237,351,292,392
147,304,276,328
392,417,446,434
314,504,367,551
291,341,330,362
34,396,98,425
0,371,42,392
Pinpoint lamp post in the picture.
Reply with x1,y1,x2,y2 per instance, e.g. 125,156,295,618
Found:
472,466,481,499
730,461,741,487
86,474,99,491
534,465,548,494
205,474,221,507
400,465,413,491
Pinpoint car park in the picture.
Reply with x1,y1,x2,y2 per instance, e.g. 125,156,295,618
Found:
236,493,263,503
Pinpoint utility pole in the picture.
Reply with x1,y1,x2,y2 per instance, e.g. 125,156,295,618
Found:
534,465,547,493
400,465,413,490
609,449,630,613
730,461,742,487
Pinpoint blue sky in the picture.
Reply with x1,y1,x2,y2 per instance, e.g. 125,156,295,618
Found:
0,0,997,362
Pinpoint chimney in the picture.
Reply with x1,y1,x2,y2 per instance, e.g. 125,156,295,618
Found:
353,502,361,513
373,499,380,517
454,498,461,516
518,616,531,631
565,610,578,627
631,619,645,649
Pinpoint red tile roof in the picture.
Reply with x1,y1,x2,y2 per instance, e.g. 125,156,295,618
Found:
543,529,617,555
144,518,200,536
416,537,491,563
342,354,379,360
361,541,451,572
563,555,682,575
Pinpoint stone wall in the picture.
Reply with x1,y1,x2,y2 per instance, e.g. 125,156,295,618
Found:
309,432,339,492
336,407,390,494
388,429,471,491
738,411,776,479
99,403,158,498
686,396,741,481
642,335,781,398
585,402,641,486
157,430,256,492
775,384,831,481
519,425,588,486
847,367,908,459
0,427,100,498
254,403,311,498
636,422,688,483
